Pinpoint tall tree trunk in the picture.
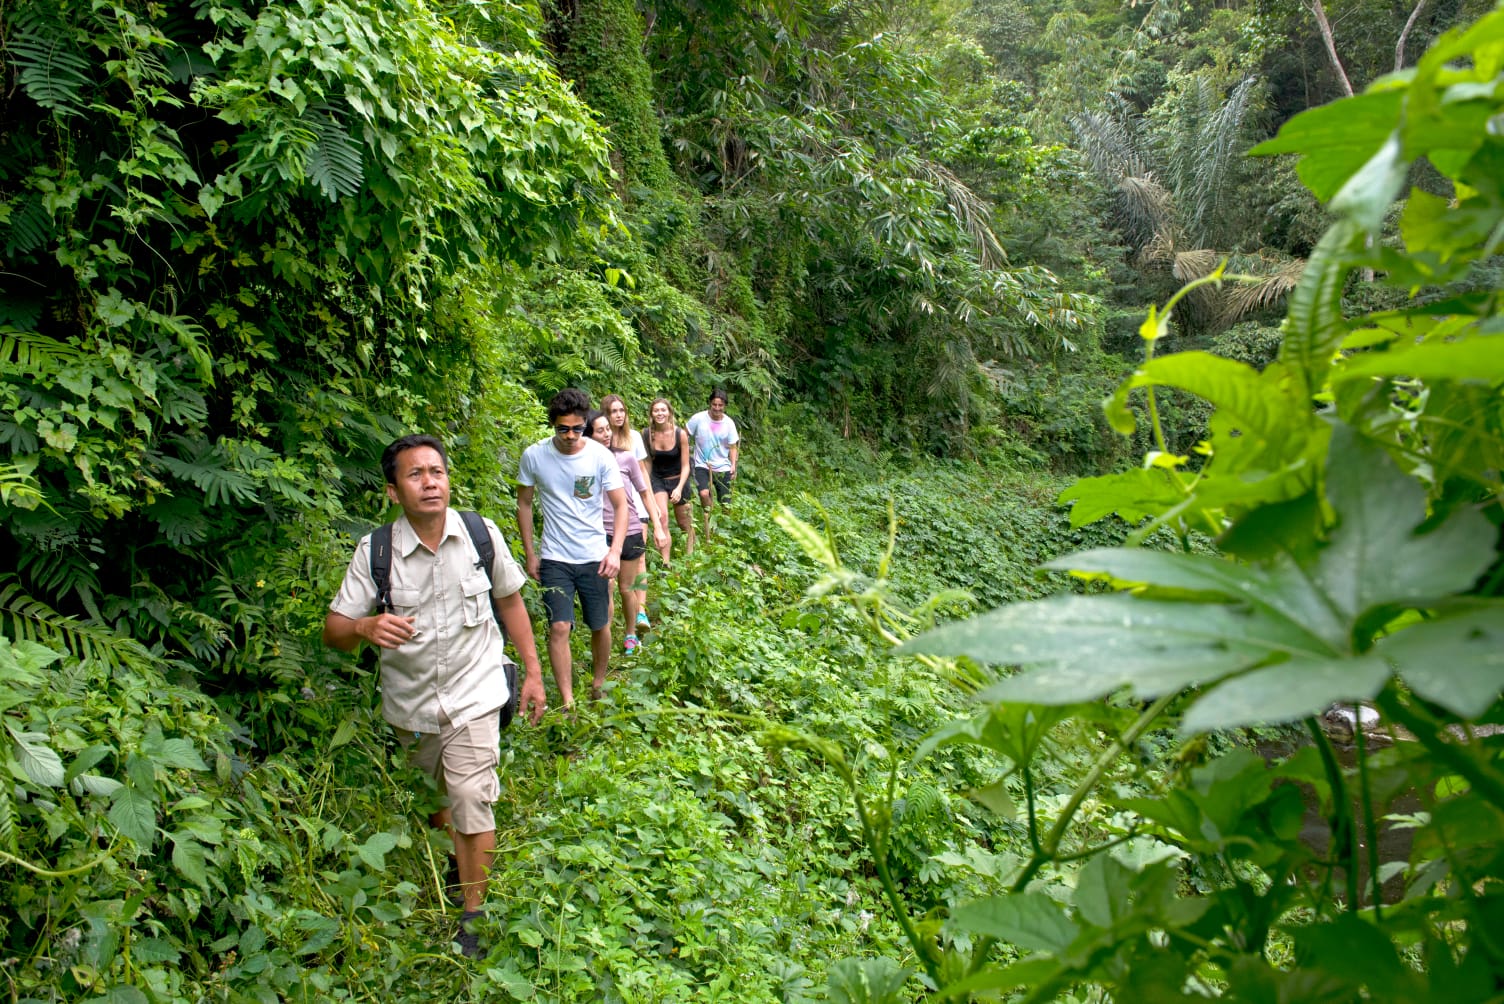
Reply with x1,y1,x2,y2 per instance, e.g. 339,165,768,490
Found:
1395,0,1429,71
1308,0,1355,97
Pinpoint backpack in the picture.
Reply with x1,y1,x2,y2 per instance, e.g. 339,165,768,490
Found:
369,510,521,730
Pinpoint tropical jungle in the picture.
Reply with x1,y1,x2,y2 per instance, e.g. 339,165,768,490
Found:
1,0,1502,1000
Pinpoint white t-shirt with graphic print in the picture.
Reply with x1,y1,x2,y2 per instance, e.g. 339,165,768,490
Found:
518,437,622,564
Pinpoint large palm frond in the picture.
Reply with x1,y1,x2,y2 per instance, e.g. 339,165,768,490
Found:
913,161,1008,269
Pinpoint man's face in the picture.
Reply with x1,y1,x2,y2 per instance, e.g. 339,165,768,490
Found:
709,397,727,420
552,412,588,454
385,446,450,518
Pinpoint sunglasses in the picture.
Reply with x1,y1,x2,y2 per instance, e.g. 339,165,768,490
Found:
554,423,587,435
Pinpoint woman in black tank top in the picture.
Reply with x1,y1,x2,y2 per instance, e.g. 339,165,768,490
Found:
648,398,694,558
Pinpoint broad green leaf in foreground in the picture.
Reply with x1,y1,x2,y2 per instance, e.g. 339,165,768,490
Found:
1376,605,1504,718
948,892,1078,953
907,424,1499,729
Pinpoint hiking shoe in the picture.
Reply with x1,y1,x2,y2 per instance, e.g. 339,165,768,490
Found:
636,610,651,631
454,910,484,959
624,634,640,655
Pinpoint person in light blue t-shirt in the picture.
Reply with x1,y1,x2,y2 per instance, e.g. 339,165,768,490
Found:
685,387,739,539
517,388,627,706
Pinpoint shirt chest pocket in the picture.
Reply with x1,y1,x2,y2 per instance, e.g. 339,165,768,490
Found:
460,574,494,628
388,587,422,618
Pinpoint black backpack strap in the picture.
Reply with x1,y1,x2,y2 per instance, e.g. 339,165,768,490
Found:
460,510,521,729
369,522,395,614
458,511,508,639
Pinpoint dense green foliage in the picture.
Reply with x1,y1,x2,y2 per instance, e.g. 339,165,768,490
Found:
2,0,1502,999
800,10,1504,1000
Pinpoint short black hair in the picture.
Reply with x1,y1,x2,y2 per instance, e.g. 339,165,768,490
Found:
381,434,447,484
584,409,607,438
708,387,728,405
548,388,592,424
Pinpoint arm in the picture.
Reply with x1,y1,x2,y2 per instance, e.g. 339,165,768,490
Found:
494,591,547,724
599,486,628,578
672,428,690,501
516,484,539,580
729,442,739,478
629,457,662,529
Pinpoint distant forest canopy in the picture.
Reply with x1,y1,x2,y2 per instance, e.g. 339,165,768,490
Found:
0,0,1491,649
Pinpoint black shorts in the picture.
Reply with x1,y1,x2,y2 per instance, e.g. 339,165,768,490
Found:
650,471,690,502
606,531,646,562
693,466,733,504
538,559,611,630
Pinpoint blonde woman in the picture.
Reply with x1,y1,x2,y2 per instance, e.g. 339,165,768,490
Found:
646,397,694,558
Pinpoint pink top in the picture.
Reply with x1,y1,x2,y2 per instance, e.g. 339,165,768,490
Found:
605,450,647,538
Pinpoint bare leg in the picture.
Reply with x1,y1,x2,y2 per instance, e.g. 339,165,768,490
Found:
453,827,495,912
590,625,611,697
547,621,573,707
676,499,696,555
699,488,714,540
429,807,494,913
619,555,644,633
653,491,673,562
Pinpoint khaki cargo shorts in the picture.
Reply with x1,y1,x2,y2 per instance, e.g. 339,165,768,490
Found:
397,710,501,834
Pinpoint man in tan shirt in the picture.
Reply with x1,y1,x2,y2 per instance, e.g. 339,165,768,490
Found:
323,434,545,958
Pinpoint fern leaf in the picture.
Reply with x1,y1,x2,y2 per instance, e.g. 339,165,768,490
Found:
17,547,100,611
2,195,52,256
0,577,154,672
0,327,83,374
304,107,364,201
10,9,93,117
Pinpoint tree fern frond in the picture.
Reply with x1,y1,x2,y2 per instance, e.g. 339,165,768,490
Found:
584,336,628,374
304,105,364,201
2,195,52,256
0,577,154,672
17,548,100,613
9,8,93,117
0,327,83,374
155,439,261,507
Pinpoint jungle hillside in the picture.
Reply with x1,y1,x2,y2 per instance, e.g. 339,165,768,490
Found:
2,0,1503,1001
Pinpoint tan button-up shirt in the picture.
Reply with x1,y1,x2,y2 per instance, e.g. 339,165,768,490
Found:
329,509,527,734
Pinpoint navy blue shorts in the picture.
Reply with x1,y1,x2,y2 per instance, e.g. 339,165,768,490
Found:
606,532,647,562
538,559,611,631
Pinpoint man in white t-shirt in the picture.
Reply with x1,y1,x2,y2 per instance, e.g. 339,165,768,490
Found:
517,388,628,705
685,387,740,539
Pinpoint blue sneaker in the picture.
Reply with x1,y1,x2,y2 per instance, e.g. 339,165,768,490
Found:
636,611,651,631
624,634,640,655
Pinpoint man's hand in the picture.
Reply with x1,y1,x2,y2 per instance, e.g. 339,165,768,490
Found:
324,610,416,652
597,551,620,579
362,613,418,649
525,552,540,581
520,670,547,725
